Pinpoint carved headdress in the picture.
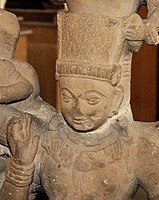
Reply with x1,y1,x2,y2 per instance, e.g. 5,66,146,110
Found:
56,62,121,86
56,11,122,86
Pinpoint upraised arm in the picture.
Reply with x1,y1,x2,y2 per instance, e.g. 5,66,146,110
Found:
0,60,33,104
125,0,159,51
0,113,40,200
143,0,159,45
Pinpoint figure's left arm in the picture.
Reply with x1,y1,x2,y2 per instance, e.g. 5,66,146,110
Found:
0,62,33,104
144,0,159,45
0,113,40,200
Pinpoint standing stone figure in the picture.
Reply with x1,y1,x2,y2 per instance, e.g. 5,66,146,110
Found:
1,0,159,200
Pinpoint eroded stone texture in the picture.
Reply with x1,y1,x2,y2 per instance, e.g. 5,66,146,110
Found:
1,114,159,200
0,9,56,194
0,10,56,132
0,0,159,200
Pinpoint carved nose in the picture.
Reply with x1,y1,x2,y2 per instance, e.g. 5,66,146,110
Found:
73,99,83,115
74,107,83,116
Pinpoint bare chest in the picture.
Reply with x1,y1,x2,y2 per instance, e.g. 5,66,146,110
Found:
41,147,137,200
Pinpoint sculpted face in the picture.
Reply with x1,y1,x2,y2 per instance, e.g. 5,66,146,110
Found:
59,77,116,131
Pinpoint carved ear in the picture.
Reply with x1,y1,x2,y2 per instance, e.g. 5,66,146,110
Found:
108,85,124,118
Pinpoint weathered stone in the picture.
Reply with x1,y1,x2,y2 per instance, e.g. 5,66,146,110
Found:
0,1,159,200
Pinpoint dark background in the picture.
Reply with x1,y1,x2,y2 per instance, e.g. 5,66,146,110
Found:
5,0,64,9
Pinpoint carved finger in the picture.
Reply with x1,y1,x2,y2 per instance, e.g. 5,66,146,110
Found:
151,32,158,44
26,114,32,138
7,134,17,156
125,32,134,37
125,33,134,40
7,118,22,141
147,33,155,45
22,114,31,139
30,135,40,159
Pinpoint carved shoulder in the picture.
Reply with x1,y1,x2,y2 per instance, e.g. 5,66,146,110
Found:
0,59,20,84
127,121,159,165
130,121,159,199
12,59,40,99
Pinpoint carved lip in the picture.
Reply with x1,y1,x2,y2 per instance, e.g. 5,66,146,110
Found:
72,118,88,124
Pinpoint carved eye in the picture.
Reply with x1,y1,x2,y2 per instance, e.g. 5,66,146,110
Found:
61,93,72,103
83,90,105,105
86,97,100,105
61,88,74,103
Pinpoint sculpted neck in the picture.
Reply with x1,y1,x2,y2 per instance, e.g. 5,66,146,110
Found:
56,114,129,151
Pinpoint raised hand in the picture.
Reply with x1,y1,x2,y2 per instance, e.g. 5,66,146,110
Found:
125,13,145,41
7,113,40,165
144,20,159,45
125,13,159,45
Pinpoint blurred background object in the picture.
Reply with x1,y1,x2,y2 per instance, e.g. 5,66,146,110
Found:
5,0,64,9
0,0,6,9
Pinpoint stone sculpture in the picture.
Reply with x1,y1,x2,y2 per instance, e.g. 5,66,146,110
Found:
0,9,55,193
0,0,159,200
0,10,56,132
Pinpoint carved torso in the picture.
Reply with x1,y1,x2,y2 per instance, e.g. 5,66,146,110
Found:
40,132,137,199
39,118,159,200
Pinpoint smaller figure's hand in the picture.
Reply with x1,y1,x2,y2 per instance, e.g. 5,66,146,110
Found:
7,113,40,165
144,20,159,45
125,13,145,41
